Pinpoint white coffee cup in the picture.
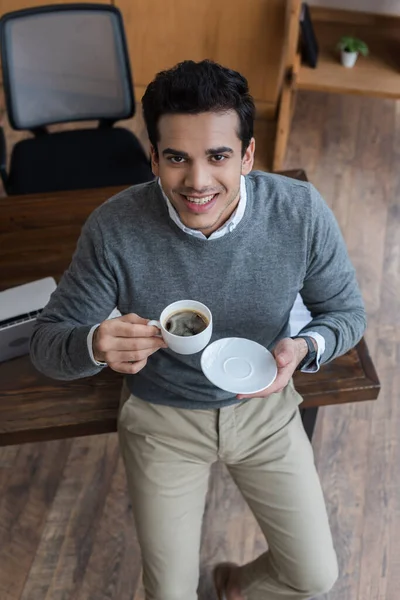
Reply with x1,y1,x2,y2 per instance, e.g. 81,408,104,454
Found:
148,300,212,355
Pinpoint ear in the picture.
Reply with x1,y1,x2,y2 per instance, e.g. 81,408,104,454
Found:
150,145,160,177
241,138,255,175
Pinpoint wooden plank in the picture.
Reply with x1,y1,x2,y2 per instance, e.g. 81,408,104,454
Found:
356,356,395,600
385,366,400,600
313,401,371,600
74,451,142,600
18,434,120,600
0,440,71,599
345,162,390,319
356,166,400,598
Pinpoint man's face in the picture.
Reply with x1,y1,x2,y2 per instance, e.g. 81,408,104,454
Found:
150,111,255,236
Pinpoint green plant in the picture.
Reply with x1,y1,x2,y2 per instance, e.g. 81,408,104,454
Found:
337,36,369,55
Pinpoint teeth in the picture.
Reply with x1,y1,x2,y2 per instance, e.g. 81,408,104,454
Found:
185,194,215,205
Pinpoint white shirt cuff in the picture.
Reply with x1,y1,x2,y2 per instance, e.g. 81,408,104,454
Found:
87,324,107,367
298,331,325,373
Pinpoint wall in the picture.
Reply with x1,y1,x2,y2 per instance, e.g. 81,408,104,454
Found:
308,0,400,16
0,0,109,12
115,0,288,115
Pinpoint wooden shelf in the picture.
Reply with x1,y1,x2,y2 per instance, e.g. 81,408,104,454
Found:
298,11,400,99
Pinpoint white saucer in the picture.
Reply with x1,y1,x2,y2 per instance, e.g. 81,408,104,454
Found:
201,337,277,394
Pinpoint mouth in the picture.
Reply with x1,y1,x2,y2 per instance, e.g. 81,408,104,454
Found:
179,193,219,214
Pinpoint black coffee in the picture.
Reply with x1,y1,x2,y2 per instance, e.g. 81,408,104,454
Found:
165,309,208,337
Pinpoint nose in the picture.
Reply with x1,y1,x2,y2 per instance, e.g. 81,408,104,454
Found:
183,162,213,193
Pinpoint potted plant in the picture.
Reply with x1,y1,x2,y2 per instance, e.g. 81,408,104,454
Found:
337,36,369,68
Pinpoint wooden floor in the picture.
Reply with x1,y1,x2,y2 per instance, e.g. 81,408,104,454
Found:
0,91,399,600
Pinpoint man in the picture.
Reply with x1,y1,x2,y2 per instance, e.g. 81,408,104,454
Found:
31,60,366,600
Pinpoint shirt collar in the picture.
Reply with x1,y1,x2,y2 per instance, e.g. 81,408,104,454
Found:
158,176,247,240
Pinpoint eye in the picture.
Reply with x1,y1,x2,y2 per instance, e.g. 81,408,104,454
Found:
169,156,186,164
211,155,227,162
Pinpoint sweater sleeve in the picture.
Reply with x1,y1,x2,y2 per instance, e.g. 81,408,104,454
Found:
30,210,118,380
298,184,366,363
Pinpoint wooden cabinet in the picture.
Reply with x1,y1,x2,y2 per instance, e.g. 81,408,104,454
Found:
273,2,400,170
115,0,288,117
298,8,400,99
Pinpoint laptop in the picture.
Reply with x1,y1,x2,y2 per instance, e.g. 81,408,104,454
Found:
0,277,57,362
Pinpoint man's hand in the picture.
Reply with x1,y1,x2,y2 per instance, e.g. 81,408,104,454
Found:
93,313,168,375
236,337,312,400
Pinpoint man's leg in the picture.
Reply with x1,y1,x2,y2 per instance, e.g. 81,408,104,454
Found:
118,390,217,600
221,382,338,600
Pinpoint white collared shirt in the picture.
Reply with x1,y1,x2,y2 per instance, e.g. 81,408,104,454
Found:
87,176,325,371
158,175,247,239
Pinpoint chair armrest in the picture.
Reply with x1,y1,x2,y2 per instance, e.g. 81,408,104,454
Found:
0,126,8,191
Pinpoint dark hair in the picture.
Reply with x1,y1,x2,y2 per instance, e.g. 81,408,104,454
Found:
142,60,255,157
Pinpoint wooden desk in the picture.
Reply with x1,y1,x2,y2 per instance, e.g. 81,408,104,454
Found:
0,171,380,446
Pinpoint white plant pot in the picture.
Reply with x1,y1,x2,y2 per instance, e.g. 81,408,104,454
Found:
341,50,358,68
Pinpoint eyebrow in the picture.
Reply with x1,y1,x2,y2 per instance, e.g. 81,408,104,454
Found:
162,146,234,157
206,146,234,155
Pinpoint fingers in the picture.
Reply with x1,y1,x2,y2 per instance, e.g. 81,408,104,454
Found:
105,346,162,364
109,358,149,375
96,333,166,368
119,313,150,326
93,313,166,370
96,333,166,353
102,320,161,339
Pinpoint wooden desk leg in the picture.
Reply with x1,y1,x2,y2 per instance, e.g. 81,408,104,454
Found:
300,407,319,441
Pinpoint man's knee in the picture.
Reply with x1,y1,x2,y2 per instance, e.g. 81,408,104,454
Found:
290,553,339,597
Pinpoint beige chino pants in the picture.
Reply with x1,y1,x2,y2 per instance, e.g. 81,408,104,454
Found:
118,380,338,600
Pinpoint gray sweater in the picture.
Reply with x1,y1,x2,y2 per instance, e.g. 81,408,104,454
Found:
30,171,366,408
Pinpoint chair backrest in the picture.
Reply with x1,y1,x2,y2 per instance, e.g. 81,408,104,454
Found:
0,3,135,130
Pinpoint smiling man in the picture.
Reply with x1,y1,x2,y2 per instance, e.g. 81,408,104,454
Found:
31,60,366,600
153,111,254,235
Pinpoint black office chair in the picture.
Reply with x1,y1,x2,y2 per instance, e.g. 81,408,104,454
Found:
0,3,154,195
